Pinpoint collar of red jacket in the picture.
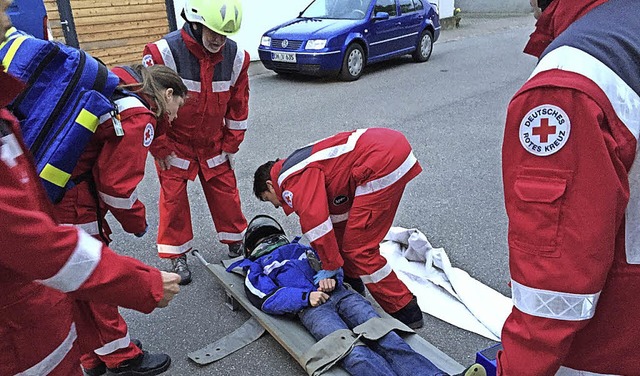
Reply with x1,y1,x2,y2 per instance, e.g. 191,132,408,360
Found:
180,25,225,64
270,159,294,216
524,0,609,57
111,66,158,112
0,69,25,108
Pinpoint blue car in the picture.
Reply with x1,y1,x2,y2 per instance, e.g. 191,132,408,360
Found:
258,0,440,81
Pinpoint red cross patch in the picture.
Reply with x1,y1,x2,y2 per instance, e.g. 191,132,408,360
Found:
142,54,154,67
519,104,571,156
143,123,154,147
282,190,294,208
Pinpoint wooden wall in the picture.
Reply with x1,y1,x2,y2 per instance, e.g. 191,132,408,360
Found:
44,0,170,67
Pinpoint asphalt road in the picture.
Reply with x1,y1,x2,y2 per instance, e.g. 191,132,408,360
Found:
113,13,538,376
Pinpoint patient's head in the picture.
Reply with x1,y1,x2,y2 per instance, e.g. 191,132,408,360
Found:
243,215,290,260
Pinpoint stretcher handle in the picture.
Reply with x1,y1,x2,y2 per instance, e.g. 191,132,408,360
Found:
191,249,210,266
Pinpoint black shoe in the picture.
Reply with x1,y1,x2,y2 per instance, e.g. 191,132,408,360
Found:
171,254,191,285
227,242,243,258
84,364,107,376
391,295,424,329
106,351,171,376
454,363,487,376
83,340,144,376
344,276,365,296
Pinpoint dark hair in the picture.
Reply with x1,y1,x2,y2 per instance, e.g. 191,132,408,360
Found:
253,160,278,199
538,0,554,11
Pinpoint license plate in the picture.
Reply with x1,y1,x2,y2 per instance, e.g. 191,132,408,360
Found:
272,52,296,63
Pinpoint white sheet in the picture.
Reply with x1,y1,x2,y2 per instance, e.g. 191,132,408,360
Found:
381,227,513,341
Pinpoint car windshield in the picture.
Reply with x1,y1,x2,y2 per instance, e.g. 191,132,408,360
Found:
300,0,373,20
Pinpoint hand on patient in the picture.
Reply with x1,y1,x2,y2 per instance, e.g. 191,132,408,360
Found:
309,291,330,307
317,278,336,293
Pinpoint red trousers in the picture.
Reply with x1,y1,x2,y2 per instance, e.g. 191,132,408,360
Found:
334,177,415,313
156,165,247,258
75,301,141,369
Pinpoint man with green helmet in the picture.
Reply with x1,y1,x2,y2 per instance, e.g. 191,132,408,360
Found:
143,0,250,285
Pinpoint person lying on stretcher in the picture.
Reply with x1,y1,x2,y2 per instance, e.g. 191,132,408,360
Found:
227,215,486,376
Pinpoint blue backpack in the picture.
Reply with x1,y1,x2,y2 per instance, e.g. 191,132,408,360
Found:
0,28,120,203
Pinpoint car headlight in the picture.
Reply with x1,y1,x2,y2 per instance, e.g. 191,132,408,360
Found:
261,36,272,47
305,39,327,50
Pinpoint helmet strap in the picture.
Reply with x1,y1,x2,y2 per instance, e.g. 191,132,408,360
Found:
187,22,204,45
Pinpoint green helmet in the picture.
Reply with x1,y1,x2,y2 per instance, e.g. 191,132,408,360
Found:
183,0,242,36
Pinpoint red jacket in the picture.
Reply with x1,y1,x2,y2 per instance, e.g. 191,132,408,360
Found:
53,68,157,237
499,0,640,374
143,25,250,181
0,70,163,375
270,128,421,270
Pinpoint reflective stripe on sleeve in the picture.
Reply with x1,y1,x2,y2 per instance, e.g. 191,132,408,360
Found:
169,155,190,170
532,46,640,139
37,230,102,293
94,332,131,356
98,187,139,210
206,154,227,169
355,152,417,196
360,263,393,284
225,118,248,130
15,322,77,376
511,279,601,321
304,217,333,243
278,129,368,186
154,39,177,71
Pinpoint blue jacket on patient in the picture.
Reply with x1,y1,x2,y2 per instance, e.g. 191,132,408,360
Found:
226,238,344,315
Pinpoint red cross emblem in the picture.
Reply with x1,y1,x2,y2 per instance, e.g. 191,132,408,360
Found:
143,123,154,147
532,118,556,143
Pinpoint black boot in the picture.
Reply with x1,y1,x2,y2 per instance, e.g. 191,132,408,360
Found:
171,254,191,285
344,276,365,296
227,242,243,258
453,363,486,376
83,339,143,376
391,295,424,329
106,351,171,376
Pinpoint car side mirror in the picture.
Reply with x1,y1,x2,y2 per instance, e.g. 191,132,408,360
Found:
373,11,390,20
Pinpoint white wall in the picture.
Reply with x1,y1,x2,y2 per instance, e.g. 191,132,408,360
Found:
173,0,310,61
173,0,455,61
456,0,532,13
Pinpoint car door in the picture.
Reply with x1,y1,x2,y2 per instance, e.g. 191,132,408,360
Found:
397,0,423,50
366,0,401,60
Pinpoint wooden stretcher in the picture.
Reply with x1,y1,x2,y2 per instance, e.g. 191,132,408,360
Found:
190,250,465,375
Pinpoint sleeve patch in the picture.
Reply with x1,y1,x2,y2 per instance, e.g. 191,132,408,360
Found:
283,190,294,208
519,104,571,156
143,123,154,147
142,54,155,67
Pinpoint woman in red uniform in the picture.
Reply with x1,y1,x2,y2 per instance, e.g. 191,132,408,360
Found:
53,65,188,375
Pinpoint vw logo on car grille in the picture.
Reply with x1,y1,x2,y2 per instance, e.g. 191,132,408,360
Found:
281,39,289,48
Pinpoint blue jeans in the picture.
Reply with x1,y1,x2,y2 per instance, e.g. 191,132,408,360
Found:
298,286,447,376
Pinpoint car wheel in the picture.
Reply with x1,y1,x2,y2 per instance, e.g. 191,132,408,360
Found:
412,29,433,63
339,44,365,81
